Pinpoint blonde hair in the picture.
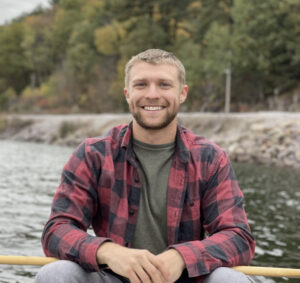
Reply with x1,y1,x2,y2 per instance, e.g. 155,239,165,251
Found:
125,49,186,89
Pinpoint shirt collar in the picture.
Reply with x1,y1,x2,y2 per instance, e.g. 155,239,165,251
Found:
120,122,190,164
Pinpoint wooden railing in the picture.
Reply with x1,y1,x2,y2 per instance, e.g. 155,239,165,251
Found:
0,256,299,278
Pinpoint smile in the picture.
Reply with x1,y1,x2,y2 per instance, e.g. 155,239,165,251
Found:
143,106,164,111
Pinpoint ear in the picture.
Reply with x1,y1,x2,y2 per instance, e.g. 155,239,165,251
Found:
124,88,130,103
179,85,188,104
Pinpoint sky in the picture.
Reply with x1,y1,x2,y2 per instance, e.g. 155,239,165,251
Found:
0,0,51,25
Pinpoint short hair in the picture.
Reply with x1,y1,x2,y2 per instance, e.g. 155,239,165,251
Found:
125,49,186,89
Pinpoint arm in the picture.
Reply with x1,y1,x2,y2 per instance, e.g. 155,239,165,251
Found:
170,151,256,278
41,140,109,272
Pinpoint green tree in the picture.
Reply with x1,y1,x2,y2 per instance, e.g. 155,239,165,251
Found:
232,0,300,101
21,13,55,87
46,1,84,65
0,23,30,94
182,0,234,110
1,0,300,113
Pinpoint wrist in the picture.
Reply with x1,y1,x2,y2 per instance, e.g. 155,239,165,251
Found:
169,248,185,271
97,241,115,265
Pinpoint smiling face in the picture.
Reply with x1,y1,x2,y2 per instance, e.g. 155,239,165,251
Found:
124,62,188,139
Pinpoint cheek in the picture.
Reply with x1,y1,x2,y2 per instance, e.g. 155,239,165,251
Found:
173,94,182,105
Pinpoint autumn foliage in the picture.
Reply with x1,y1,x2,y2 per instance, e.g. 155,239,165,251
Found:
0,0,299,113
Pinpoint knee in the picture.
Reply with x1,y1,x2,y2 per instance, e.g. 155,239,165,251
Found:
204,267,251,283
35,260,82,283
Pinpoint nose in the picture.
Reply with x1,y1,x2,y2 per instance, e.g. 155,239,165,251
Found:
145,83,159,99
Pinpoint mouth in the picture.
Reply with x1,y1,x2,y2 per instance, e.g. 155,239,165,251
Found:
142,106,165,111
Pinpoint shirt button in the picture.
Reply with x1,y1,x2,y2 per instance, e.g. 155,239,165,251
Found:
129,209,135,215
134,176,139,183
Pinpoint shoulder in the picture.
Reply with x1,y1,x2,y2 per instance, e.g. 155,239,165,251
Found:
180,126,227,164
80,124,129,156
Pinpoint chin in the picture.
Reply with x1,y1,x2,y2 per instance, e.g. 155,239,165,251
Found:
135,116,177,131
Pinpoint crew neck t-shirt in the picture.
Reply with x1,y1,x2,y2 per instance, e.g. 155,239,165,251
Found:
132,139,175,254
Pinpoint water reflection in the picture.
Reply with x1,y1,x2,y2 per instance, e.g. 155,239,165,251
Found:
0,141,73,282
233,162,300,283
0,141,299,282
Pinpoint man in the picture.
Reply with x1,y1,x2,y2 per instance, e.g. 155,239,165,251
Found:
35,49,255,283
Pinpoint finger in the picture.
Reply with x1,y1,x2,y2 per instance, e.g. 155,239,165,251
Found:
127,269,142,283
152,272,168,283
140,257,165,283
148,255,170,281
133,264,152,283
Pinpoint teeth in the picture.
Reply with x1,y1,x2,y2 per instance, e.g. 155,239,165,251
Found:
144,106,163,111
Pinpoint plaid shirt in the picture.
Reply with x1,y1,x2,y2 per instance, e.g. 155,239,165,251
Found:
42,123,255,281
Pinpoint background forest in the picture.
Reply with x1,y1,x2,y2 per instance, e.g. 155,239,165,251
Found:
0,0,299,113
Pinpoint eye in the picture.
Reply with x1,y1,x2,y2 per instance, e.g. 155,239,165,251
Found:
160,82,171,88
134,82,146,88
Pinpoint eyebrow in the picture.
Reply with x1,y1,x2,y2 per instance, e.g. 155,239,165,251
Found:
132,78,174,84
132,79,146,84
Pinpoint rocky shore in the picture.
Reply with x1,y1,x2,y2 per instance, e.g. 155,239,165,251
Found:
0,112,299,169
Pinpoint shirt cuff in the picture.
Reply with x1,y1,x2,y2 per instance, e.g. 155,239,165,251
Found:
169,242,210,278
83,237,112,272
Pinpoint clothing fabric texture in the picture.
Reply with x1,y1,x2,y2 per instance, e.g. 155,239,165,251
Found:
35,260,125,283
35,260,254,283
131,138,175,254
41,123,256,282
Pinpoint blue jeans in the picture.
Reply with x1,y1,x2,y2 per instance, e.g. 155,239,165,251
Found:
35,260,254,283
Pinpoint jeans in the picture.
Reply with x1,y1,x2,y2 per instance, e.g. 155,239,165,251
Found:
35,260,254,283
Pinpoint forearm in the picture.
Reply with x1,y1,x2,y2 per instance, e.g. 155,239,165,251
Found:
41,139,104,270
170,226,255,278
174,151,255,277
42,218,109,272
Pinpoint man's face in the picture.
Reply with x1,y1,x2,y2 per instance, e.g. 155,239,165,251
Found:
124,62,188,131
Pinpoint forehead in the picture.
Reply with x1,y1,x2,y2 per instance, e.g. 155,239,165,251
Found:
129,62,179,83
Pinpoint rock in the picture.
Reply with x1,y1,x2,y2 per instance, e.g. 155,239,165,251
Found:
1,112,300,169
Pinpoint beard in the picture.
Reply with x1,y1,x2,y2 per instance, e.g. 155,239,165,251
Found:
132,110,177,130
130,102,179,130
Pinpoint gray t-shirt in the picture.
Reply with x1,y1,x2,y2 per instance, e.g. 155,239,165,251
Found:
132,139,175,254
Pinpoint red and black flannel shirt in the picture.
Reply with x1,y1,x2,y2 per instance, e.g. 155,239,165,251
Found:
42,123,255,281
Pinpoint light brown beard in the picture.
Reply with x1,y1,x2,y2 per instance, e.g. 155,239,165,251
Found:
132,109,178,130
129,102,179,130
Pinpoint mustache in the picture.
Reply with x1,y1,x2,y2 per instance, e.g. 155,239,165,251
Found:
137,99,169,107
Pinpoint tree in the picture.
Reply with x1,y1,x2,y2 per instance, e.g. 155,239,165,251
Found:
232,0,300,101
0,23,30,94
1,0,299,113
21,12,55,87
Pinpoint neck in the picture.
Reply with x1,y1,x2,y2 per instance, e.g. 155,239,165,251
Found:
132,119,177,145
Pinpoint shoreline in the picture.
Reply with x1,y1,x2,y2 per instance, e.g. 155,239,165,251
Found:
1,112,299,169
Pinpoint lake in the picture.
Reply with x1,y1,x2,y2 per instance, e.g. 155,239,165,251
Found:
0,141,299,283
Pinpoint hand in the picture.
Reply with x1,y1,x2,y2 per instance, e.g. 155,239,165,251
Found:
97,242,170,283
155,249,185,283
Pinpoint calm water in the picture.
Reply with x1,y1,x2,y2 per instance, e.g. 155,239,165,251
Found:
0,141,299,283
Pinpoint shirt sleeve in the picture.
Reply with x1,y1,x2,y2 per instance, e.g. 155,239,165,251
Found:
170,150,256,278
41,140,111,272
